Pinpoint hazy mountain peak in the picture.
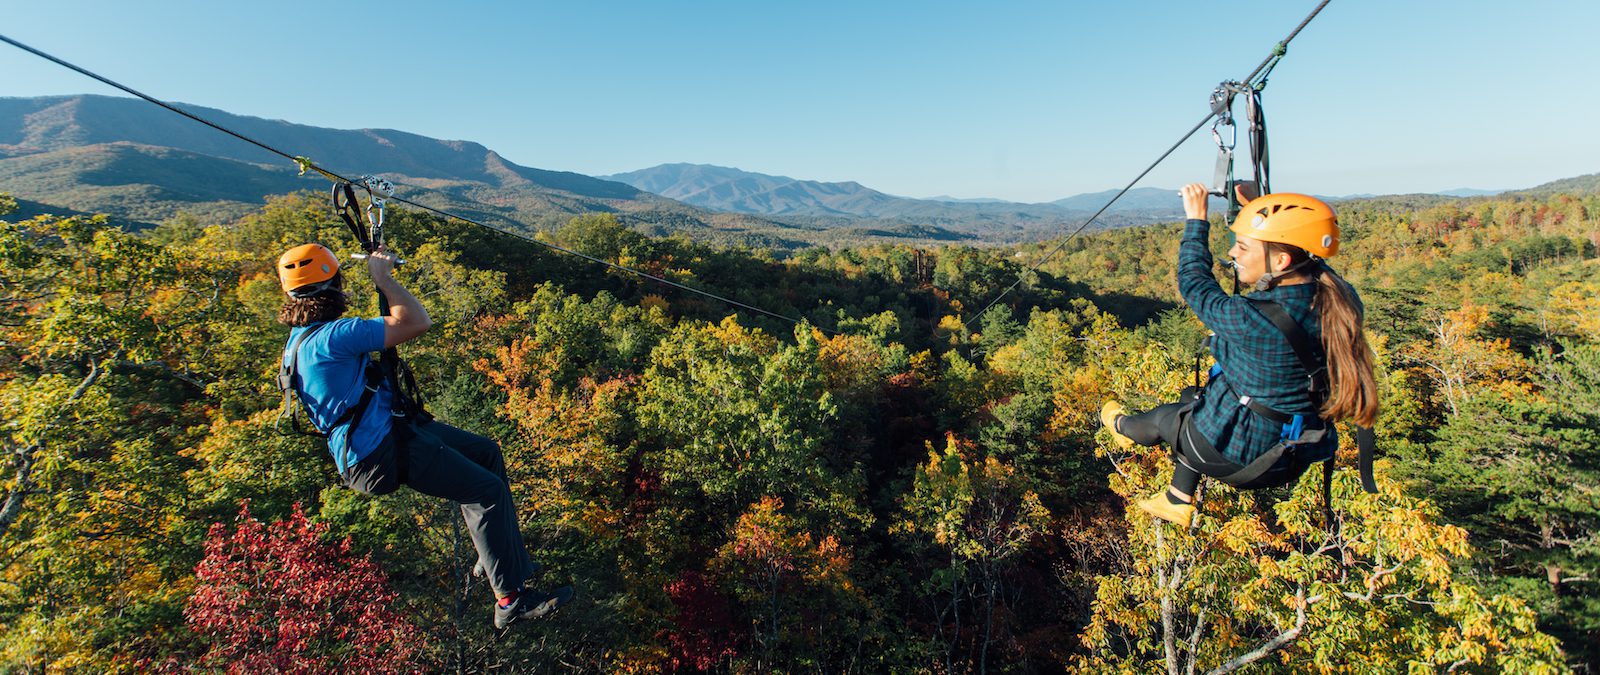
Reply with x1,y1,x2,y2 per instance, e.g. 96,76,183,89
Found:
602,164,1206,227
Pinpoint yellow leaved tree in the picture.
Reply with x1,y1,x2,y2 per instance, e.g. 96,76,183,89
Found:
1076,439,1568,673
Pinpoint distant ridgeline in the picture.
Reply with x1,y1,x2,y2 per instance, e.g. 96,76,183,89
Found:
600,162,1188,232
0,94,1316,250
0,95,847,249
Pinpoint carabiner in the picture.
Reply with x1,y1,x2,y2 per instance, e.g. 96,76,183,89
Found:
1210,117,1237,152
367,199,385,243
357,175,395,245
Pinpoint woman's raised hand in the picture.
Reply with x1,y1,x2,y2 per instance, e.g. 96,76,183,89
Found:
1180,183,1209,221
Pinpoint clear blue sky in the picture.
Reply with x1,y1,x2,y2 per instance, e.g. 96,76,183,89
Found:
2,1,1596,202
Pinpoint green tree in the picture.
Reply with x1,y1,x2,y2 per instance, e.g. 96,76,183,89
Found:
894,436,1050,674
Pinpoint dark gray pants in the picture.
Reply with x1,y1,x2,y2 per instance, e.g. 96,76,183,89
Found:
343,421,536,597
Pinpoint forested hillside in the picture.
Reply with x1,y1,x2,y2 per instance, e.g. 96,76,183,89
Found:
600,163,1188,228
1,184,1595,672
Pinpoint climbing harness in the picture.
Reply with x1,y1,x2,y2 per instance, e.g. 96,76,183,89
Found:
1182,296,1377,529
275,322,385,452
268,175,432,478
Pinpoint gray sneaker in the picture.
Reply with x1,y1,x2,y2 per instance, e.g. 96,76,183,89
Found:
493,585,574,628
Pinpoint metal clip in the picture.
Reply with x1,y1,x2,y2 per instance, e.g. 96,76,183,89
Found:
358,175,394,242
1210,121,1236,198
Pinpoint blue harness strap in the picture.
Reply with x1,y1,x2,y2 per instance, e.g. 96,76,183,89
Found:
1281,414,1306,443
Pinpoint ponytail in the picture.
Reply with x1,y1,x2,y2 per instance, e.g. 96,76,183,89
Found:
1314,266,1379,427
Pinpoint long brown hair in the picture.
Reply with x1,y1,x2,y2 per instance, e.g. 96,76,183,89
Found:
1312,266,1379,426
1267,245,1379,427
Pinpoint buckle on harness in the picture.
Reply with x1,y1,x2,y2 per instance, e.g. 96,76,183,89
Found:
1281,414,1305,442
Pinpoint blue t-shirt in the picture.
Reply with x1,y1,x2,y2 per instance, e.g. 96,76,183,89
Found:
283,318,394,473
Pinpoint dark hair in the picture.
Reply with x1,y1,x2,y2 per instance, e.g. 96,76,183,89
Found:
277,272,348,327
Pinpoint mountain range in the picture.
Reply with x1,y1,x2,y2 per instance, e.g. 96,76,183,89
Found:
0,95,853,249
601,163,1191,227
0,95,1189,248
0,95,1585,250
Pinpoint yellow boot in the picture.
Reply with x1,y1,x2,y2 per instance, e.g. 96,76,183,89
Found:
1136,490,1196,528
1101,401,1136,450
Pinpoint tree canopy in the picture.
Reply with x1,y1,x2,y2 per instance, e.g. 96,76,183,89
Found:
1,188,1595,671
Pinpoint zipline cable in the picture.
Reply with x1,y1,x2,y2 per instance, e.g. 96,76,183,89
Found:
963,0,1332,328
369,193,829,332
0,33,825,332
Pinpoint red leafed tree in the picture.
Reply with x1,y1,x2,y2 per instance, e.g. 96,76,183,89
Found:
185,501,431,674
661,570,741,671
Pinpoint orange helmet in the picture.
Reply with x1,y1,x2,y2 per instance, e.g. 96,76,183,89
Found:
1229,193,1339,258
277,243,340,296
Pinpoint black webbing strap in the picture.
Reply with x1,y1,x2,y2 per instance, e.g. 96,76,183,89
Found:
332,362,384,434
1321,458,1336,528
1249,298,1326,396
1240,396,1297,425
333,182,372,250
279,323,330,438
1209,433,1288,487
1244,87,1270,196
1355,425,1378,494
279,322,384,449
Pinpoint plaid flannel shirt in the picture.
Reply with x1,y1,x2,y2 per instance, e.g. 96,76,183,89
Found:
1179,218,1345,465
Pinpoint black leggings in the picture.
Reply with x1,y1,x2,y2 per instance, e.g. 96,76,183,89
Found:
1117,402,1202,496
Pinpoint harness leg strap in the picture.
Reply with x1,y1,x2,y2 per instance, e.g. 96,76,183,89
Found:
1321,458,1335,529
1356,426,1378,493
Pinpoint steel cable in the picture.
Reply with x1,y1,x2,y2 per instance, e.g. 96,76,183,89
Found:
963,0,1333,328
0,32,823,331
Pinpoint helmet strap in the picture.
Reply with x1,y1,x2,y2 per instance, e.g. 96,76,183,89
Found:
1252,243,1317,292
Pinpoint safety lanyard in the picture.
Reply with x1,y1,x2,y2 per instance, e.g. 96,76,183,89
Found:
1209,80,1274,297
329,177,428,424
332,175,394,255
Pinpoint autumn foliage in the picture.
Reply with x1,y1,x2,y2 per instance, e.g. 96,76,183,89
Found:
1,190,1596,671
185,502,431,673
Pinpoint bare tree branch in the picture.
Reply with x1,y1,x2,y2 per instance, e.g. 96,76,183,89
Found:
1185,606,1209,675
1204,588,1320,675
0,358,107,542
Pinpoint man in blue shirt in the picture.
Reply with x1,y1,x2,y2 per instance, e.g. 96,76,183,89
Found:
277,242,572,628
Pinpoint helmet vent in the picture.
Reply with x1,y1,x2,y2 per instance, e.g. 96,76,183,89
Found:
1253,203,1308,228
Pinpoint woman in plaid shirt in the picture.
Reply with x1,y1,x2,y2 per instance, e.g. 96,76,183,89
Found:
1102,183,1379,528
